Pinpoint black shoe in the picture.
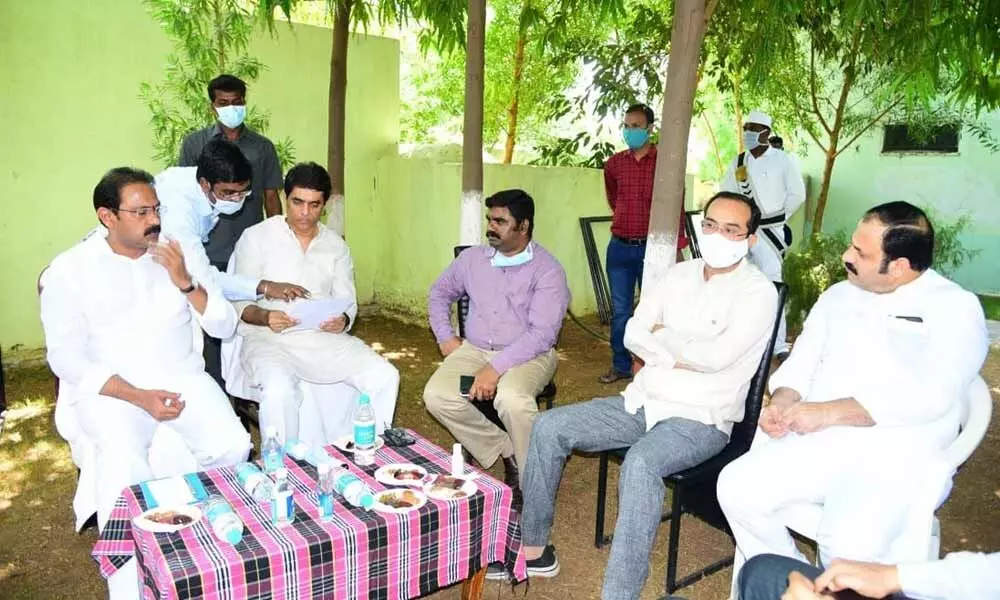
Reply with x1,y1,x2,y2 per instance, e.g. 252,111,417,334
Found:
502,455,523,511
526,544,560,578
485,561,511,581
598,369,632,384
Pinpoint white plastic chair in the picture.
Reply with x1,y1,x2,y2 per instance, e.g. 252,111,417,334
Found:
783,375,993,563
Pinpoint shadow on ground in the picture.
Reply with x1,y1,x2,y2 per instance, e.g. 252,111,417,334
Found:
1,314,998,599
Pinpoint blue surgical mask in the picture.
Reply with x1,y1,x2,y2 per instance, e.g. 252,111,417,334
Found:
491,243,534,268
623,127,650,150
743,130,766,151
216,105,247,129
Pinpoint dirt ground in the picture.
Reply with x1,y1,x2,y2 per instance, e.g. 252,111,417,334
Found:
1,314,998,600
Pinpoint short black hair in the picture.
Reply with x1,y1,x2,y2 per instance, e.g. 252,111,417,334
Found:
207,74,247,102
195,139,253,186
626,103,655,127
284,162,332,201
769,135,784,149
863,201,935,272
703,191,762,234
485,189,535,237
93,167,154,216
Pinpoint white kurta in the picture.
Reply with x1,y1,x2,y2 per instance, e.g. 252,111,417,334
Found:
229,216,399,442
622,258,778,435
40,228,251,530
155,166,259,300
718,270,988,586
899,551,1000,599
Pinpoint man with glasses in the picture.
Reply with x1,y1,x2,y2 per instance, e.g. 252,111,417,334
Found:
157,140,306,386
600,103,689,384
721,110,805,360
40,167,251,533
507,192,777,599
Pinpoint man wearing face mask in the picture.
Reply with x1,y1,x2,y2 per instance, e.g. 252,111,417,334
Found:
601,103,689,384
424,189,570,495
721,110,805,359
717,202,988,597
156,140,308,340
179,75,284,270
503,192,776,594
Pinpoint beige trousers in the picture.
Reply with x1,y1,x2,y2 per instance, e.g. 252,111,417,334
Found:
423,342,557,480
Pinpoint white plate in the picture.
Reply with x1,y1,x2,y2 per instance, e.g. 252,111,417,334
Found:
423,475,479,501
374,464,428,487
372,488,427,514
132,505,203,533
332,436,385,454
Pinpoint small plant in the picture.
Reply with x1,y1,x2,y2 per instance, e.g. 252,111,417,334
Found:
783,209,979,334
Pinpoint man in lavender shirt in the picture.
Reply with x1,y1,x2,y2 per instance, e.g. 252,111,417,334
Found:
424,189,570,492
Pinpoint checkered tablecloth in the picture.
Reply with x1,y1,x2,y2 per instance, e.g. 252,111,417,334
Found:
93,430,527,599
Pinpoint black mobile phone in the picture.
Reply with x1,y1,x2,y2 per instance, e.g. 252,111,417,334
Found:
460,375,475,397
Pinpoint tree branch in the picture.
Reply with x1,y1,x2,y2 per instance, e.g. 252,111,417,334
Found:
834,98,903,157
803,123,829,154
705,0,721,26
810,41,832,135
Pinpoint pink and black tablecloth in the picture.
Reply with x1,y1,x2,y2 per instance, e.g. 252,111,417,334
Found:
93,430,526,599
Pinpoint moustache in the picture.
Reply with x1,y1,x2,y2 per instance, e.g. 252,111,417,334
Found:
486,231,500,239
844,262,857,275
145,225,162,237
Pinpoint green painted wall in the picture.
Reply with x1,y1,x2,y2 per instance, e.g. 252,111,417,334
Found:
0,0,398,349
370,156,694,318
802,113,1000,293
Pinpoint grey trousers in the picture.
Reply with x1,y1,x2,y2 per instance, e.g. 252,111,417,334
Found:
521,395,729,600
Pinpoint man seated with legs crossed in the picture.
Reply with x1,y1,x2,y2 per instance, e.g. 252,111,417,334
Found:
40,167,251,530
511,192,778,598
424,189,570,494
229,162,399,442
717,202,989,594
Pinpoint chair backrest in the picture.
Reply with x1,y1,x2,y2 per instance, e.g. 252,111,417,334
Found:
727,282,787,454
454,245,472,339
942,375,993,469
684,211,704,259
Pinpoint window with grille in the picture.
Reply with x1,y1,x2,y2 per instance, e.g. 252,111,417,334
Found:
881,123,959,153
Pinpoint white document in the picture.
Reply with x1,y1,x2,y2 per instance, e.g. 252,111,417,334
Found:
284,297,353,333
145,476,194,506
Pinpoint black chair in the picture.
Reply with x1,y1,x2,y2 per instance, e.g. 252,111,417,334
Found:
593,283,787,595
684,210,703,259
453,246,556,432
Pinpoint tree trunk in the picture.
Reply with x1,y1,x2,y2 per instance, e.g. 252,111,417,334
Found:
811,64,855,233
700,112,724,178
327,0,351,236
212,0,226,71
460,0,487,245
813,149,837,234
642,0,708,291
502,34,527,164
731,69,743,153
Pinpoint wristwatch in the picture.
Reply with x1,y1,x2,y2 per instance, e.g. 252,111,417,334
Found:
178,281,196,294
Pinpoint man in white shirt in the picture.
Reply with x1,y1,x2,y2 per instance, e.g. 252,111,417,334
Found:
228,162,399,442
40,167,252,530
721,110,805,358
717,202,989,592
506,193,778,599
740,550,1000,599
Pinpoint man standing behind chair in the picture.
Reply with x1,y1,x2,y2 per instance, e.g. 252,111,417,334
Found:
721,110,805,359
424,189,570,490
40,167,251,530
717,202,988,591
601,103,689,384
228,162,399,443
511,193,777,597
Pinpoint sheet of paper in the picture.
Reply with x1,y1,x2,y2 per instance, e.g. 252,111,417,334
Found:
144,476,195,507
283,297,353,333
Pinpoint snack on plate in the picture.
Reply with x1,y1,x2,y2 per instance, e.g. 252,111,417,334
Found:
428,476,468,498
388,468,425,482
146,510,195,525
379,490,421,509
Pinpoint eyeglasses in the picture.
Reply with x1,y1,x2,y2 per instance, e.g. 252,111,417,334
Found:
701,219,749,240
214,189,251,202
116,205,162,218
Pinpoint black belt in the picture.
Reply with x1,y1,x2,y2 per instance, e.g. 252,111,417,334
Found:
613,235,647,246
760,213,786,226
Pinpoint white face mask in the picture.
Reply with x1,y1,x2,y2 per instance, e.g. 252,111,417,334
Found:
699,232,749,269
209,190,248,215
216,105,247,129
491,242,534,267
743,130,766,151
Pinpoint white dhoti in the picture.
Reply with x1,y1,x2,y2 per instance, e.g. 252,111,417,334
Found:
241,330,399,442
76,370,251,531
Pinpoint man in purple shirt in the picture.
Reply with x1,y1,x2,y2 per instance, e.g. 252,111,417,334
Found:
424,189,570,493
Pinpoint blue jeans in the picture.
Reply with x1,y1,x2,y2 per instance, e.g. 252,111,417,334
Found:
606,236,645,374
739,554,887,600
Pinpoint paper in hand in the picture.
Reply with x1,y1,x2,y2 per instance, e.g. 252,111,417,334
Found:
283,297,353,333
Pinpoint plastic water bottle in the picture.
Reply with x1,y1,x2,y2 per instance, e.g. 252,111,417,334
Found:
271,467,295,526
234,463,274,502
353,394,377,467
331,466,374,510
285,439,332,468
205,495,244,544
317,462,336,520
262,426,284,474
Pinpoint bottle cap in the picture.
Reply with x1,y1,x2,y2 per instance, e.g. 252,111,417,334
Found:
224,527,243,544
360,393,371,405
318,462,332,474
359,494,375,510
